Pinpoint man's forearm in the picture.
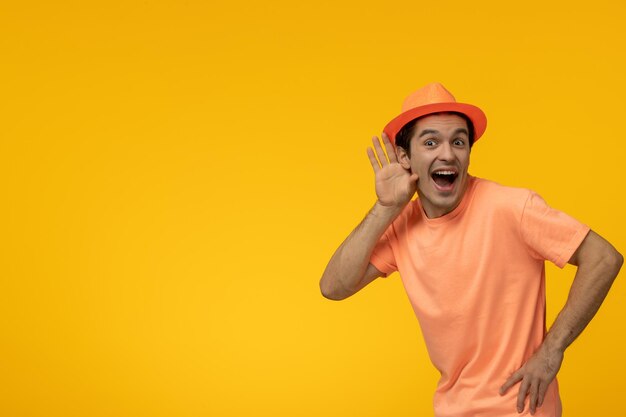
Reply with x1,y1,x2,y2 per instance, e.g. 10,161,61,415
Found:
500,232,623,413
543,238,623,355
320,201,404,299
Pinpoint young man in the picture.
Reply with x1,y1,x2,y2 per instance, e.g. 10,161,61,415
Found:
319,83,623,417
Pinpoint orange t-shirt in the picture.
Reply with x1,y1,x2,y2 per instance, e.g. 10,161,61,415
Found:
370,176,590,417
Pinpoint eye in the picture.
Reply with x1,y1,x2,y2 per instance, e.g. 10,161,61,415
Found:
424,139,436,147
453,139,465,146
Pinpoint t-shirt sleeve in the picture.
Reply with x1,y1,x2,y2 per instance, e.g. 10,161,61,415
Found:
520,191,591,268
369,226,398,278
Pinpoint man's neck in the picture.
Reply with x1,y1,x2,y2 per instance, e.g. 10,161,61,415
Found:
419,176,472,219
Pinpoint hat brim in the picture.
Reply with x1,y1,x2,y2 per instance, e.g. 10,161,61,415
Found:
383,102,487,146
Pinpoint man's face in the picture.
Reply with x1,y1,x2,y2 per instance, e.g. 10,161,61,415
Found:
396,113,471,218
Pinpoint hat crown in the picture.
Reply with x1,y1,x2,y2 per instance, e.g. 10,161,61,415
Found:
401,82,457,112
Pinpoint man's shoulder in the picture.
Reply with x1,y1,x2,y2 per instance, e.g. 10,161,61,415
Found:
471,176,534,213
473,176,533,198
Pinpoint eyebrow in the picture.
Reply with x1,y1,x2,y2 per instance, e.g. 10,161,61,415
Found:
418,128,469,138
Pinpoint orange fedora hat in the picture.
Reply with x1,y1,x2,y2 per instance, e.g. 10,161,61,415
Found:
383,82,487,146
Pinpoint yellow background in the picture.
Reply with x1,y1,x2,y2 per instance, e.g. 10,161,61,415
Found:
1,0,625,415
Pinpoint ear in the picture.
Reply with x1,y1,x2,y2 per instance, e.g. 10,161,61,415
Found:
395,146,411,170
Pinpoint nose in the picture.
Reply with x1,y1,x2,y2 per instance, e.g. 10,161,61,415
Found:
437,142,454,161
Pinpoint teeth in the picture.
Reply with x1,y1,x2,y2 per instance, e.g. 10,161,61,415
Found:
434,170,456,175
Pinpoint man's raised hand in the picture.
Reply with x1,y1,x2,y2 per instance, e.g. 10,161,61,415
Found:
367,132,418,208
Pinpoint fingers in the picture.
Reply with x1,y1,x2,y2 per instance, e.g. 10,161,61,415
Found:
529,380,539,415
537,382,548,407
500,349,560,414
517,378,530,413
366,147,380,173
500,372,523,395
372,135,388,167
381,132,398,163
368,133,397,172
516,378,545,415
500,371,527,412
367,136,387,172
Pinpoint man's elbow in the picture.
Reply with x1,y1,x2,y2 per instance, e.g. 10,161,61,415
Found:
320,287,345,301
609,248,624,274
597,245,624,279
319,275,351,301
577,231,624,276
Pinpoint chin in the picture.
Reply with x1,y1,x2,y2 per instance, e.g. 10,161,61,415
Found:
417,187,462,217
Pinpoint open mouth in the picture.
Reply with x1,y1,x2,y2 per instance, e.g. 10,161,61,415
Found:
430,169,458,191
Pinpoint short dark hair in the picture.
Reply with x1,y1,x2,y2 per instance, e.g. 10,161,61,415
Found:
395,111,475,157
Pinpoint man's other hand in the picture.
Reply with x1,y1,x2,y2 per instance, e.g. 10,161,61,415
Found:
499,344,564,415
366,132,418,208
